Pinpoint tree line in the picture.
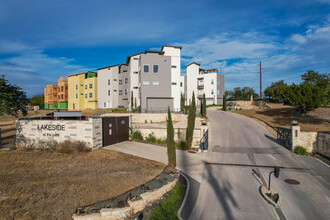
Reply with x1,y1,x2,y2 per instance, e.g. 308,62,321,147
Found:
263,70,329,113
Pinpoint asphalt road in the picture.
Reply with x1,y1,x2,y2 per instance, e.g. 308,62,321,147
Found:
189,110,330,220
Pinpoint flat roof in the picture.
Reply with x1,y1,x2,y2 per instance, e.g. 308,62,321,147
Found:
96,64,120,71
126,52,143,64
67,72,85,77
186,62,200,68
54,111,82,118
144,50,165,55
161,45,182,51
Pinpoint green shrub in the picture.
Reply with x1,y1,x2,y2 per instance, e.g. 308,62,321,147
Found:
294,146,309,156
178,141,188,150
148,184,184,220
132,130,143,141
156,138,167,145
146,133,157,143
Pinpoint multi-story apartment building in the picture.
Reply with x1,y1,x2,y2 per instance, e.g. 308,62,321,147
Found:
97,45,182,112
139,50,172,112
185,62,225,107
44,76,68,109
68,71,98,110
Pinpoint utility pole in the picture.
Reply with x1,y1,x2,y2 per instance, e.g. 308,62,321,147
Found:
259,61,262,100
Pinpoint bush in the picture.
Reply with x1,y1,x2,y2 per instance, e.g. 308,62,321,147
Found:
146,133,157,143
131,130,144,141
294,146,309,156
148,184,184,220
178,141,188,150
156,138,167,145
57,140,90,154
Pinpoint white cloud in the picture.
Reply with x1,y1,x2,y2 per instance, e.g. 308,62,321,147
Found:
0,46,90,96
176,22,330,91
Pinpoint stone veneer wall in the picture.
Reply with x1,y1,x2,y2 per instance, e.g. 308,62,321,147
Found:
291,125,330,158
16,117,102,150
137,128,201,143
315,132,330,158
102,113,187,124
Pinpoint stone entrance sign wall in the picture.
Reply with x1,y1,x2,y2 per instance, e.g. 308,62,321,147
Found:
16,117,102,150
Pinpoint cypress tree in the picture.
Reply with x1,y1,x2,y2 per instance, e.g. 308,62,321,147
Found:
180,93,185,113
202,93,207,117
131,91,134,111
186,92,196,150
167,106,176,169
223,94,227,111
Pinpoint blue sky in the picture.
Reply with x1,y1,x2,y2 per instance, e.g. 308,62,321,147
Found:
0,0,329,97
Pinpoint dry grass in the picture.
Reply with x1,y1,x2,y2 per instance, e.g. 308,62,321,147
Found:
0,149,165,220
234,104,330,132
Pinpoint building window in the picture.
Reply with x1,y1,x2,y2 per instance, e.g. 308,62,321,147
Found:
171,82,177,85
133,86,138,89
119,80,122,85
73,104,75,109
125,89,128,95
171,65,177,68
144,64,149,73
133,57,139,60
125,78,128,84
81,93,83,96
153,81,159,85
211,89,214,95
76,84,78,89
108,90,110,96
80,84,83,87
76,93,78,98
114,90,117,92
153,65,159,73
108,79,110,85
119,90,123,95
217,90,219,95
104,102,106,107
133,71,138,74
114,79,117,81
85,93,87,98
211,79,214,85
143,81,150,85
180,82,183,87
217,80,220,85
89,83,92,89
85,85,87,89
89,93,92,98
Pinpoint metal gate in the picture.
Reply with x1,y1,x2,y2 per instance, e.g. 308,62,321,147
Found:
102,116,129,146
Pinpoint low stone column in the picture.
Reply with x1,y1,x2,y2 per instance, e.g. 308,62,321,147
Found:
291,122,300,151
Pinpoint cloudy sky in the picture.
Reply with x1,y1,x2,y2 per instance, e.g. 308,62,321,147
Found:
0,0,329,97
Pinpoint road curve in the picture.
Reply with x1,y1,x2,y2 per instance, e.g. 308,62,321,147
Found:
189,110,330,220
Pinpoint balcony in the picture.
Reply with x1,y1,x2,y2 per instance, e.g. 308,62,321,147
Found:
197,84,204,90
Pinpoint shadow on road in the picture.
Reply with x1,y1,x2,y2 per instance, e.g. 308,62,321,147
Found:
204,164,239,220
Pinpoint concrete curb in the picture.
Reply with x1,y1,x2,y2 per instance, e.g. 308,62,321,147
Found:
260,186,282,208
177,172,190,220
301,155,330,168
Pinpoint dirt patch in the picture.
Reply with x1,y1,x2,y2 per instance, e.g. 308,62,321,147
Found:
0,149,165,220
234,104,330,132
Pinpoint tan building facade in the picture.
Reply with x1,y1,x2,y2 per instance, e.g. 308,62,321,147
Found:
68,71,98,110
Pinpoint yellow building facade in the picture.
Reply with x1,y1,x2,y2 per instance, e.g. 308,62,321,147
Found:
68,71,98,110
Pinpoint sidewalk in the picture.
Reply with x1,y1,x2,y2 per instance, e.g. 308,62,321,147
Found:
104,141,206,183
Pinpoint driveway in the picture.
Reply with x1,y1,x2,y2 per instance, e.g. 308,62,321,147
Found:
104,141,205,183
189,110,330,220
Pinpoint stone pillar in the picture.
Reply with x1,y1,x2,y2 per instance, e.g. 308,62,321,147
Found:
291,123,300,151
